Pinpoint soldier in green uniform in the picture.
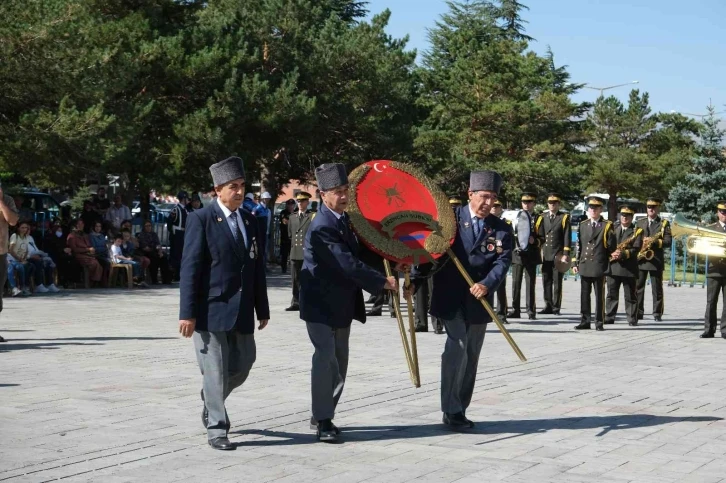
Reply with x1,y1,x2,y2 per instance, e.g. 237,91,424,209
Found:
605,205,643,326
700,201,726,339
508,192,542,320
635,197,672,322
537,193,571,315
278,199,295,274
573,196,616,331
491,200,510,323
285,191,314,311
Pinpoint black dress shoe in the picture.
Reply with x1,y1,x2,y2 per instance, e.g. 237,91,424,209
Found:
310,417,340,434
552,309,561,315
538,307,554,315
415,326,428,333
434,326,445,334
604,320,615,325
595,323,605,331
654,315,662,322
574,322,591,330
317,419,339,442
366,309,382,316
628,321,638,326
700,332,714,338
208,437,235,450
507,311,521,319
284,305,300,311
442,412,474,429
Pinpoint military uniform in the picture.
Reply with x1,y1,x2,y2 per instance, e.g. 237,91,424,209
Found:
538,193,571,315
508,193,541,319
168,191,190,281
287,192,315,311
574,197,615,330
635,198,672,321
278,200,295,274
605,206,643,326
701,202,726,339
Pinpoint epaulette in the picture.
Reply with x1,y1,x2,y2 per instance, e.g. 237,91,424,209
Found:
579,218,588,225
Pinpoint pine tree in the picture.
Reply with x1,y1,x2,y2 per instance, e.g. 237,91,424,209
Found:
415,0,587,199
668,105,726,223
497,0,533,40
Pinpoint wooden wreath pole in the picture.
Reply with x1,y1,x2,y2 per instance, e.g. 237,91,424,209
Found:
383,259,420,387
446,248,527,362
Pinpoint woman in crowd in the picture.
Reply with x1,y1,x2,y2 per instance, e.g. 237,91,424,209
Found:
8,221,37,294
67,218,106,287
44,219,82,287
89,221,112,276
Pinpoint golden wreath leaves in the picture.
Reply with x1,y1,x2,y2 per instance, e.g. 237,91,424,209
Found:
348,161,456,263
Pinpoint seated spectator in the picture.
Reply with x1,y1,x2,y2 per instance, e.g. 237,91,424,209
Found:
67,219,106,287
111,234,147,287
120,228,150,278
136,220,171,284
26,232,61,293
44,220,82,288
8,221,35,295
6,253,34,297
89,221,112,276
81,200,102,234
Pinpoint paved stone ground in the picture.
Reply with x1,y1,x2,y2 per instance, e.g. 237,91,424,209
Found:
1,268,725,483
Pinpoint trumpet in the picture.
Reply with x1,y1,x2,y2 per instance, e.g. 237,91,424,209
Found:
610,230,640,262
638,234,661,261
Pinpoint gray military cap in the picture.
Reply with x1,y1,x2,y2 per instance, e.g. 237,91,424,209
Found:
470,170,503,195
209,156,246,187
315,163,348,191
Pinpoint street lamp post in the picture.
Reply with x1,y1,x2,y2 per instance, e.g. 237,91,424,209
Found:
583,80,640,98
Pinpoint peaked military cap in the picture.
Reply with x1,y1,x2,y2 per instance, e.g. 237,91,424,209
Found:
546,192,562,203
619,205,635,215
520,192,537,202
586,196,605,207
295,191,312,201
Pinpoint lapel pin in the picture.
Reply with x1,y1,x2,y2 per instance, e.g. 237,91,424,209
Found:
216,217,223,222
464,222,470,227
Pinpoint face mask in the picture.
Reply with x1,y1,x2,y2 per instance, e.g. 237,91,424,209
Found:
56,230,63,238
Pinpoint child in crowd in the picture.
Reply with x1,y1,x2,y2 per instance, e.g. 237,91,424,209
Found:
111,235,147,288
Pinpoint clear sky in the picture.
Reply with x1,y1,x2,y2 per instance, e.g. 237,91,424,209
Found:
365,0,725,117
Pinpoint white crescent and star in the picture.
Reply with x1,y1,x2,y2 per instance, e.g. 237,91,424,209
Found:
373,162,384,173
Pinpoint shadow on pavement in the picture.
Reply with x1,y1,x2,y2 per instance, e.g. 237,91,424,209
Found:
0,336,175,353
231,414,721,447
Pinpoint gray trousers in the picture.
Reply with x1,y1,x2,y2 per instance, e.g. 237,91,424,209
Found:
306,322,350,422
193,330,256,440
440,311,486,415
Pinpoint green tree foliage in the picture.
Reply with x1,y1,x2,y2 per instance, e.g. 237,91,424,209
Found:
414,0,588,202
0,0,417,198
584,90,699,219
667,106,726,223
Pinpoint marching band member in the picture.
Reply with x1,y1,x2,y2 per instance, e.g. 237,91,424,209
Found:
700,201,726,339
573,196,615,331
605,205,643,326
538,192,571,315
508,192,541,320
635,198,672,321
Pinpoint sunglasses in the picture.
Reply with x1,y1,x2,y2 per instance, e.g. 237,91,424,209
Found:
718,210,726,215
587,204,602,209
646,205,658,209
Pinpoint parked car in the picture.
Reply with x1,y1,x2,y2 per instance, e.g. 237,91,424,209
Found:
8,190,62,223
131,201,158,217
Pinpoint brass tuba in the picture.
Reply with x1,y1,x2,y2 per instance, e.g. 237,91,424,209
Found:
671,214,726,258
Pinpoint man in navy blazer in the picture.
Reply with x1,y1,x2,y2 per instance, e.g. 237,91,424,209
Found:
179,156,270,451
408,170,512,430
300,163,397,443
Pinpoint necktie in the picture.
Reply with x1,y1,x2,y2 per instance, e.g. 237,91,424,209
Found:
592,221,597,229
229,211,245,247
473,217,482,238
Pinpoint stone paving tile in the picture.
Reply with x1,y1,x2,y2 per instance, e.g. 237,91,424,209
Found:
1,271,725,482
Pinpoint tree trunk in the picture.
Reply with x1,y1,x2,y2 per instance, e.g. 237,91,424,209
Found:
608,190,618,222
